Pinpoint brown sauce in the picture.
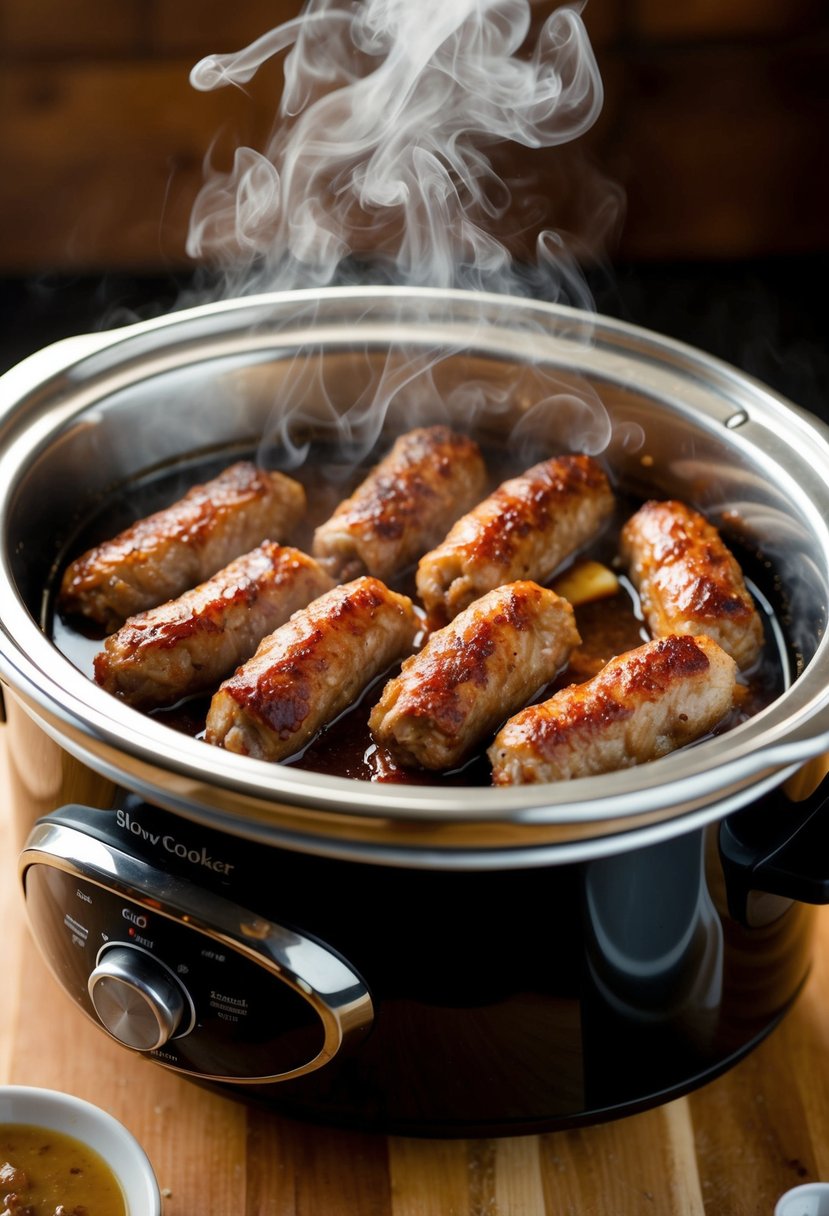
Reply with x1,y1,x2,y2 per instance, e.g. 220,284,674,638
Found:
48,444,791,787
0,1123,126,1216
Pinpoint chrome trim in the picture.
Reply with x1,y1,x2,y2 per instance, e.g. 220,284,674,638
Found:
20,822,374,1084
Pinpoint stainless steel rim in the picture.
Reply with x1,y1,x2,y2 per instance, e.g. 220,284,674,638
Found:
1,286,829,862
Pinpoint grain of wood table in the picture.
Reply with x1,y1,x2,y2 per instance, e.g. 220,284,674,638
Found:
1,731,828,1216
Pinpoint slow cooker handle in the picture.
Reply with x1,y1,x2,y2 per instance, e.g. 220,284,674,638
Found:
720,780,829,924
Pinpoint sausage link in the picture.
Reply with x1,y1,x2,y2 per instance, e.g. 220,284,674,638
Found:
58,461,306,630
489,633,737,784
94,543,333,709
416,454,614,622
312,426,486,581
620,499,764,670
369,581,580,770
205,576,419,761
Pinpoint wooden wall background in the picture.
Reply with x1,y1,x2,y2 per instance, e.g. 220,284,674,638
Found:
0,0,826,274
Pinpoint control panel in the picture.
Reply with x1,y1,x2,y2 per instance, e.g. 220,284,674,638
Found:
20,815,373,1084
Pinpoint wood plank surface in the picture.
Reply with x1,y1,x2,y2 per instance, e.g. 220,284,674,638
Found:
0,5,826,273
1,731,828,1215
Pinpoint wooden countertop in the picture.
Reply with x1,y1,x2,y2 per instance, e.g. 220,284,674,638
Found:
2,735,828,1215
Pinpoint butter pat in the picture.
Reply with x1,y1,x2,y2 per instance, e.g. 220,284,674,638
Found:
553,560,619,606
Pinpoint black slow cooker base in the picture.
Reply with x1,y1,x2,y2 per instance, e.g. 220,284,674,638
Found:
193,1002,800,1139
21,797,816,1137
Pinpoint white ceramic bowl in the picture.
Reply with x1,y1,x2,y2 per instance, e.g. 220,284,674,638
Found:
775,1183,829,1216
0,1085,161,1215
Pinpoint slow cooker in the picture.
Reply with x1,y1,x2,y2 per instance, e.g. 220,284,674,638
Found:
2,286,829,1136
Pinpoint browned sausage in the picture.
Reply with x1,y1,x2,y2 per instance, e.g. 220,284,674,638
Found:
489,634,737,784
369,581,580,770
93,544,333,710
312,426,487,581
416,454,614,622
58,461,306,631
620,499,764,670
205,576,419,761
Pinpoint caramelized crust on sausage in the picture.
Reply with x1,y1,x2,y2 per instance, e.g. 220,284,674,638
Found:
489,634,737,784
205,576,419,761
93,543,333,710
312,426,487,582
369,581,580,770
620,499,764,670
58,461,306,631
416,454,614,622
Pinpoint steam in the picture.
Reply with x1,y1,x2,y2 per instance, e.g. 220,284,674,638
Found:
188,0,607,301
184,0,637,472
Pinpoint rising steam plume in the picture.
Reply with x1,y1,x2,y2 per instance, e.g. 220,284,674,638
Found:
188,0,608,302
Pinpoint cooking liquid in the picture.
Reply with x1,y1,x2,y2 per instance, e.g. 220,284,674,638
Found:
49,445,791,786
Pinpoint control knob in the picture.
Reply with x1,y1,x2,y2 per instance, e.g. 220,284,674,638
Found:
88,945,187,1051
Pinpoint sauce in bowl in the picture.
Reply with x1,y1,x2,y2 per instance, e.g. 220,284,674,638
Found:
0,1123,126,1215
